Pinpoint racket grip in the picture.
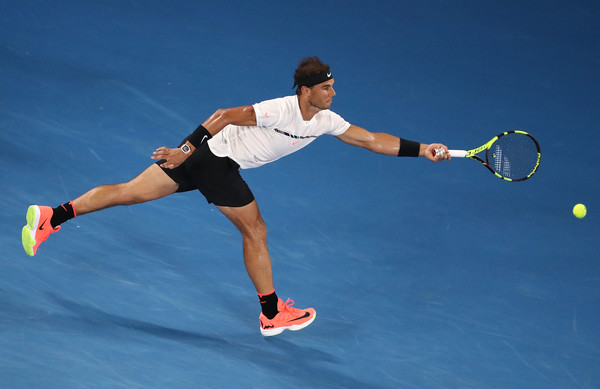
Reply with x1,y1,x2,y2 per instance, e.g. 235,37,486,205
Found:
433,148,467,158
448,150,467,158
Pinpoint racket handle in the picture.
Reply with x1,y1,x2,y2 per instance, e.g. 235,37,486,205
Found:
448,150,467,158
433,148,468,158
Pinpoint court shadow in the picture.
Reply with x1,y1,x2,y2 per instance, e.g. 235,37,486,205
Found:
50,292,229,347
49,293,385,388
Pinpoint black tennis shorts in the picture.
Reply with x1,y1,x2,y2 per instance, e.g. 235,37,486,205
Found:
156,141,255,207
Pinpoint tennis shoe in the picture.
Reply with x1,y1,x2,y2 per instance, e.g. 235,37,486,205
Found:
22,205,60,256
259,298,316,336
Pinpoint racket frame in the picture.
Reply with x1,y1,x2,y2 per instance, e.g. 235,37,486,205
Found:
449,130,541,182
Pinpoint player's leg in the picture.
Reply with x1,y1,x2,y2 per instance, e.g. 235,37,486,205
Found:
22,164,178,256
72,163,178,215
183,139,315,336
217,200,273,294
217,200,316,336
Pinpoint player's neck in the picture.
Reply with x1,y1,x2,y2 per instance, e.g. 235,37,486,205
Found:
297,95,321,121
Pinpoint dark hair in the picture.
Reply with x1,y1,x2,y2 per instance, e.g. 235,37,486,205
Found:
293,57,331,95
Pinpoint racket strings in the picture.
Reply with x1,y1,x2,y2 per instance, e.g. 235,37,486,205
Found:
487,134,540,180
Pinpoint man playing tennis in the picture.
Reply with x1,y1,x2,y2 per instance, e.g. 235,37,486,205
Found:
22,57,450,336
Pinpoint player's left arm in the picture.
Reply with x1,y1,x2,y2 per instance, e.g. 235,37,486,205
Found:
336,125,449,162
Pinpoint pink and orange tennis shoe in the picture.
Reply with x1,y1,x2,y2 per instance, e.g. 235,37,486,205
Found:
259,298,316,336
22,205,60,256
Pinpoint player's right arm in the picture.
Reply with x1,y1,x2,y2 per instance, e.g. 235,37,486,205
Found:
152,105,257,169
202,105,257,135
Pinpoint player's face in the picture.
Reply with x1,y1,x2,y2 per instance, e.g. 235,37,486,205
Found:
308,79,336,110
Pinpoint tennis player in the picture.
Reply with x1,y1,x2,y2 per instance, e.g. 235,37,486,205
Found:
22,57,450,336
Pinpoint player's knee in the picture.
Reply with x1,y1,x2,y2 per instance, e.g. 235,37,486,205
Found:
122,193,150,206
118,182,147,206
120,197,139,206
244,219,267,243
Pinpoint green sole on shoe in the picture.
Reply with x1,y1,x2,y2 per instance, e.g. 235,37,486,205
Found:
22,206,38,256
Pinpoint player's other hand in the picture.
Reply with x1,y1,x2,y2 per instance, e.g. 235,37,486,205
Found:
151,146,190,169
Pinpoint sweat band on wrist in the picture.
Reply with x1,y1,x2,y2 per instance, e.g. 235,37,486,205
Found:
187,124,212,148
397,138,420,157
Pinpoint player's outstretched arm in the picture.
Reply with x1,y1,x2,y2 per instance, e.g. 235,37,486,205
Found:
336,125,450,162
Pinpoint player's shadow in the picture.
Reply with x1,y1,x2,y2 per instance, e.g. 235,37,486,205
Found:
49,293,385,389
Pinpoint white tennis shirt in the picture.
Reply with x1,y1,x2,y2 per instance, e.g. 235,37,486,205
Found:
207,95,351,169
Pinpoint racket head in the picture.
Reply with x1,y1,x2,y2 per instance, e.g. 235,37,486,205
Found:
484,131,541,181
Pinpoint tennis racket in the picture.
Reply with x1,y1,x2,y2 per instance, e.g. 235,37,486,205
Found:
435,130,541,182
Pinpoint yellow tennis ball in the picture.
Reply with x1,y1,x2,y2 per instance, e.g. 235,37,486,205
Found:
573,203,587,219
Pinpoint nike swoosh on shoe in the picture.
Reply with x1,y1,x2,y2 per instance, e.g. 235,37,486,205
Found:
287,312,310,322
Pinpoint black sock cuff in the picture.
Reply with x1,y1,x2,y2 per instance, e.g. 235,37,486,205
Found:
50,202,76,228
258,290,279,319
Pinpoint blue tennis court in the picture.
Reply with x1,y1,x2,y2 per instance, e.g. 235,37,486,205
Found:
1,1,599,388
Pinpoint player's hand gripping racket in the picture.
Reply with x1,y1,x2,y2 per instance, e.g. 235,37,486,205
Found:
435,130,541,182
